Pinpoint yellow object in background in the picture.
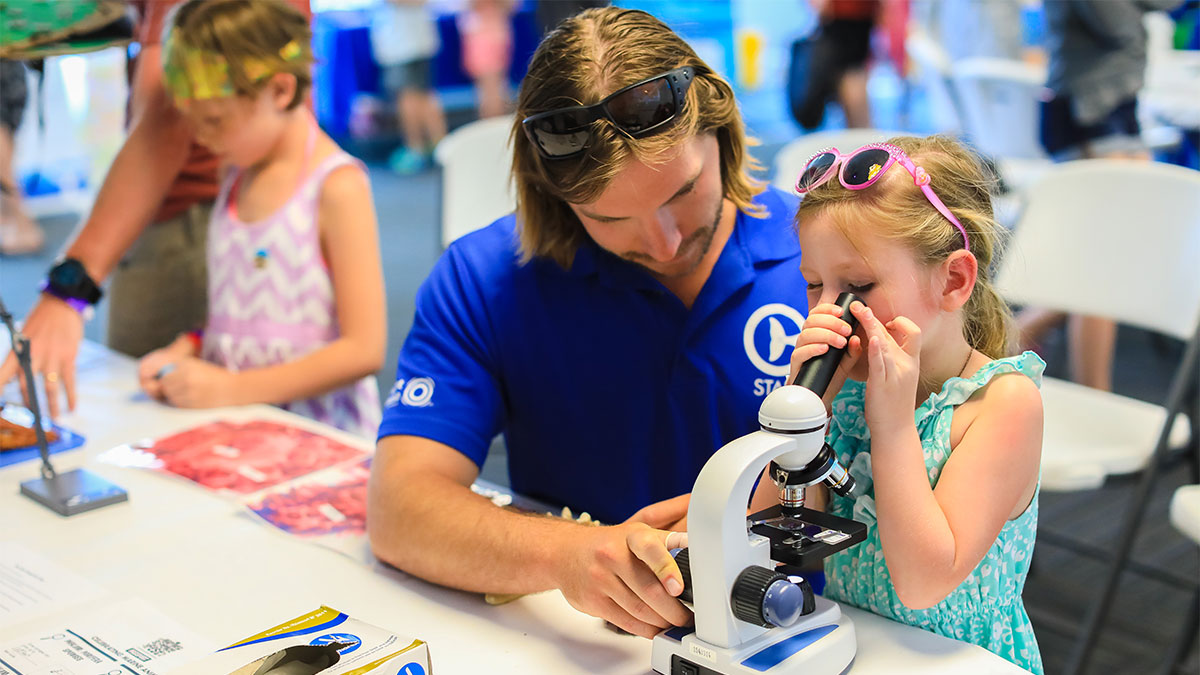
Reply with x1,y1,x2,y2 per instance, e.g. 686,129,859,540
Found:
737,29,764,91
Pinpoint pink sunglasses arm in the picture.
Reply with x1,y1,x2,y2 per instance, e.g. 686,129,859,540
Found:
895,152,971,251
918,184,970,250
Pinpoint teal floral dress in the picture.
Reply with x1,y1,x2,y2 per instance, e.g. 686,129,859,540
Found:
822,352,1046,674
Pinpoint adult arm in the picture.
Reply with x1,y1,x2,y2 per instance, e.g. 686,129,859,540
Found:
368,434,692,638
0,43,192,417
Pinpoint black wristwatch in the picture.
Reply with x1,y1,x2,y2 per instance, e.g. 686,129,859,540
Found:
44,258,103,306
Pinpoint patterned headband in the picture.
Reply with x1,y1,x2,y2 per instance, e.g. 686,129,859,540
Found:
162,34,303,102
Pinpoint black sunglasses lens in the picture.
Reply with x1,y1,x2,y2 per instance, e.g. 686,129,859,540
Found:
528,108,596,157
798,152,837,190
843,148,891,186
606,77,676,135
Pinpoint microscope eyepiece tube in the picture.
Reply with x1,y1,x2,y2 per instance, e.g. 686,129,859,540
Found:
791,292,862,396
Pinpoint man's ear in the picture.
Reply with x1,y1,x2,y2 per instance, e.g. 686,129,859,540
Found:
939,250,978,311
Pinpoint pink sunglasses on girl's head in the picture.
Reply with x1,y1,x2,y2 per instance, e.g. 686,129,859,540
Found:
795,142,970,251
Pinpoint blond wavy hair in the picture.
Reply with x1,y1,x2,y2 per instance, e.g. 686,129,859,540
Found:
167,0,312,110
794,135,1015,359
511,7,764,269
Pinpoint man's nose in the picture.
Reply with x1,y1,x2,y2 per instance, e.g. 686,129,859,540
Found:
642,211,683,262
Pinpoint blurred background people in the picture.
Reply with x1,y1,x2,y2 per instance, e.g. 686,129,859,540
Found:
0,58,44,256
370,0,446,174
1018,0,1184,393
459,0,516,119
791,0,879,130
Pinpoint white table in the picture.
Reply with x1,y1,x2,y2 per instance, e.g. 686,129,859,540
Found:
0,343,1031,673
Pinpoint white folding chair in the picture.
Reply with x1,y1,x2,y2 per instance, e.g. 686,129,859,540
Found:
995,159,1200,674
995,160,1200,492
433,115,517,249
1173,485,1200,543
770,129,909,194
904,29,964,134
1165,485,1200,675
949,57,1053,199
950,57,1047,162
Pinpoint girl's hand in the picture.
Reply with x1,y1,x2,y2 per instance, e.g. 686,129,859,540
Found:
789,301,863,407
137,348,175,401
851,302,921,435
136,336,195,401
158,357,237,409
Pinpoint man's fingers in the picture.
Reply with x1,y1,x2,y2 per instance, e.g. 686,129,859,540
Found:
628,528,686,596
623,528,692,629
613,563,692,632
664,531,688,551
597,597,663,639
627,493,690,529
608,579,672,631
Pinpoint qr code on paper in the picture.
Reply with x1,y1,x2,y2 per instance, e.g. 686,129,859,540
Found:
143,638,183,657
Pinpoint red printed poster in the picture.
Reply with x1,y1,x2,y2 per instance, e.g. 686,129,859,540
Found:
141,420,367,494
244,458,371,537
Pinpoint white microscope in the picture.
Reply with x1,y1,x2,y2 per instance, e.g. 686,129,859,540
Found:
652,292,867,675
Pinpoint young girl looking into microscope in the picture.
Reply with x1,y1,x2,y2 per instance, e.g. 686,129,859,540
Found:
789,135,1044,673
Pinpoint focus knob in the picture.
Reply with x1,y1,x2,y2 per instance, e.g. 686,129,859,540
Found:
731,566,812,628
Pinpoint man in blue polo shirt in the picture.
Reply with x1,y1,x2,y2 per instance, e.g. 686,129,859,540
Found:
369,7,809,640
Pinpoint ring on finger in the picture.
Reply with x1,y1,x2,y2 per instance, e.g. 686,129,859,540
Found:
44,372,60,384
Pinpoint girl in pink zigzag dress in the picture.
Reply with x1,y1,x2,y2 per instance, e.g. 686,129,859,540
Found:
137,0,384,438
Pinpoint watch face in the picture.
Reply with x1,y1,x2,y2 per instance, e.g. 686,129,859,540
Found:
48,258,101,305
52,259,85,287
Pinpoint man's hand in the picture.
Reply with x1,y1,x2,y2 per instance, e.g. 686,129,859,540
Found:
0,295,84,419
556,522,692,639
627,492,690,531
156,357,237,408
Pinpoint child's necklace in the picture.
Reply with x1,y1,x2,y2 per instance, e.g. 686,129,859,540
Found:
956,348,974,379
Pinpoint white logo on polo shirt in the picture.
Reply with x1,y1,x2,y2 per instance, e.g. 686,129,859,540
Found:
385,377,436,408
385,380,404,408
743,303,806,378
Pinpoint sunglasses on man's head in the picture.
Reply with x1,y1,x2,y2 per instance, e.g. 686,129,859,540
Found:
521,66,696,159
796,142,970,251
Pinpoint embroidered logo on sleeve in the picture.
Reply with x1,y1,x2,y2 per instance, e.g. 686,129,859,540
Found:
385,377,436,408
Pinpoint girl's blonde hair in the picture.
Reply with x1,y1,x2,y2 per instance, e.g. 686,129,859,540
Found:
167,0,313,109
511,7,764,269
795,135,1015,359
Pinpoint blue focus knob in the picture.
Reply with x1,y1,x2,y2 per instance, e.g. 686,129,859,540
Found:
731,567,817,628
763,578,807,627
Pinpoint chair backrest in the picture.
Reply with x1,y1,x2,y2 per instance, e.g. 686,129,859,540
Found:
770,129,910,193
950,57,1047,161
996,160,1200,341
905,30,963,133
434,115,517,249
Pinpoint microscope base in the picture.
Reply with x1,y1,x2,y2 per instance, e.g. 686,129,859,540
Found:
651,598,855,675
